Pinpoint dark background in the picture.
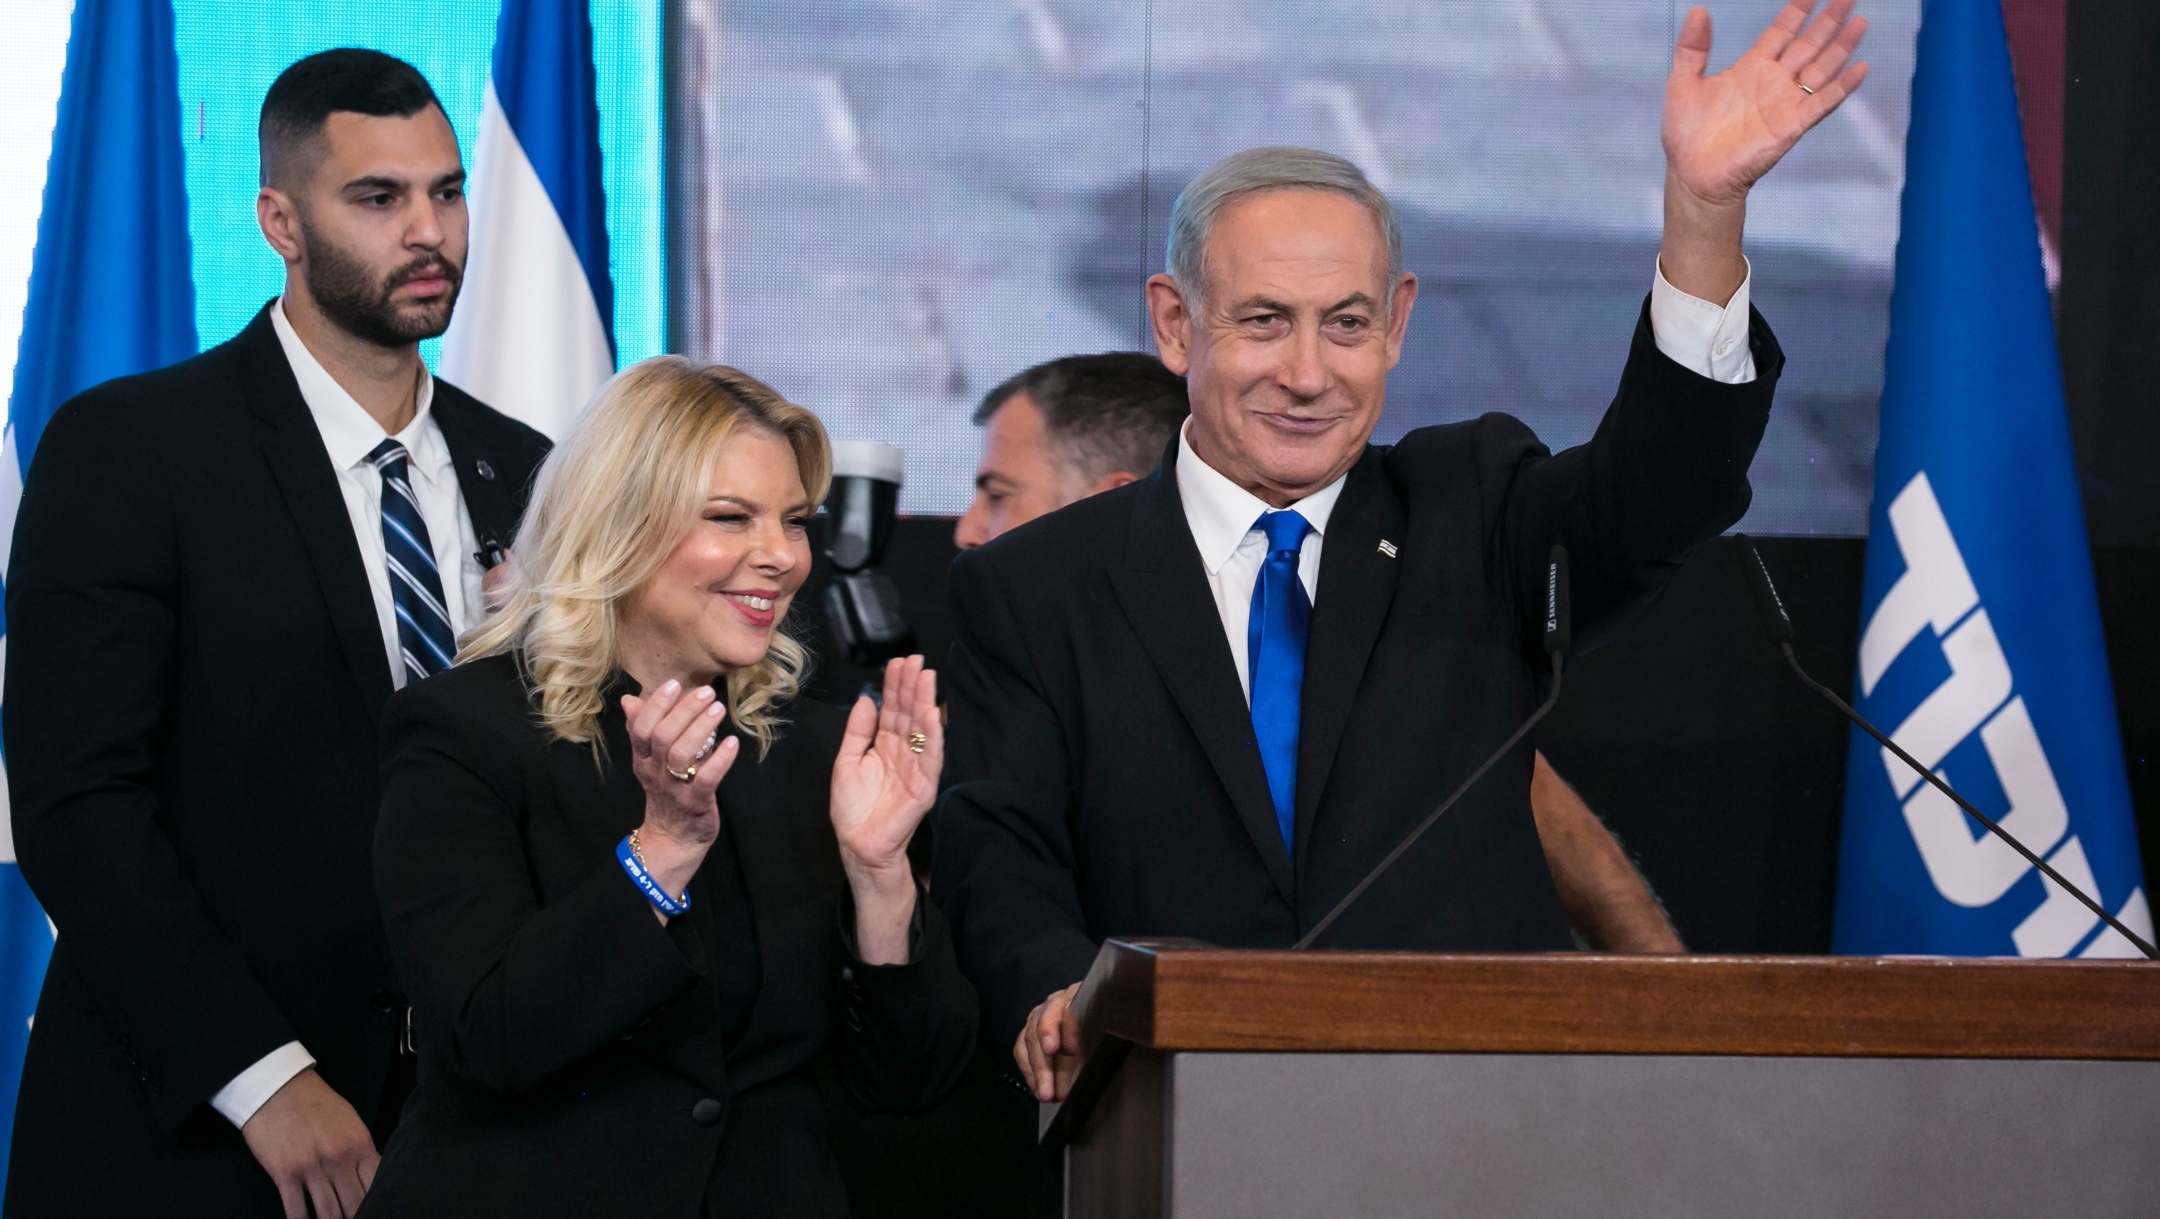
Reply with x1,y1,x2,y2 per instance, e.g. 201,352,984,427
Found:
2060,0,2160,902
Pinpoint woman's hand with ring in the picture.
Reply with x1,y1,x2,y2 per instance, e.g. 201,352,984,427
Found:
829,656,942,963
623,680,740,913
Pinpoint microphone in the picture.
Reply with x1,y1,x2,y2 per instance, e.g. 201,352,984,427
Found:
1295,545,1572,950
1734,534,2158,961
474,529,507,571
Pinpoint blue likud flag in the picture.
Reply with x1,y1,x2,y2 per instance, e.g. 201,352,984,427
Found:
0,0,197,1187
440,0,617,439
1832,0,2147,958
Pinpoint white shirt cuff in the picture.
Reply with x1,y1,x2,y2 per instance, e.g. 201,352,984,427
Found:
1649,257,1757,384
209,1040,316,1128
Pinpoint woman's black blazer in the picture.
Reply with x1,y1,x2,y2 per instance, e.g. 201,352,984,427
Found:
361,653,976,1219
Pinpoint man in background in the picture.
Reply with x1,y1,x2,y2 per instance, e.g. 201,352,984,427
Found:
956,352,1681,955
5,50,549,1218
954,353,1191,549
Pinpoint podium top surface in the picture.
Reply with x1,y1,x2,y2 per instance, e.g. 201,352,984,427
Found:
1075,939,2160,1061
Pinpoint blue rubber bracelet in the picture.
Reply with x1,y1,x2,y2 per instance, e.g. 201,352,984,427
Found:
617,835,691,916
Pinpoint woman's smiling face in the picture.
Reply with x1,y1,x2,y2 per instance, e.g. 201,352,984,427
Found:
618,427,815,688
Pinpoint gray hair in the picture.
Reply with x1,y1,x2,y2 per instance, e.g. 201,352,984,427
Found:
1163,146,1404,303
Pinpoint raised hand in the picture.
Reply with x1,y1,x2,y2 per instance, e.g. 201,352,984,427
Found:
1665,0,1871,207
1658,1,1869,304
623,679,741,915
829,656,942,963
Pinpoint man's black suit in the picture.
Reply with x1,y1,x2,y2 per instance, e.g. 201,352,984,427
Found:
3,303,550,1216
933,305,1782,1051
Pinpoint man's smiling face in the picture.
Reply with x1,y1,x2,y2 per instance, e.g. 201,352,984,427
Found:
1149,188,1417,505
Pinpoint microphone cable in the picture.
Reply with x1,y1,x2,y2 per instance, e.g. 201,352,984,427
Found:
1294,546,1571,951
1735,534,2158,961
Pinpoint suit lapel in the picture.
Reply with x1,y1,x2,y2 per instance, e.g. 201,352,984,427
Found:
1294,450,1404,864
1106,463,1296,902
237,306,396,716
431,384,527,545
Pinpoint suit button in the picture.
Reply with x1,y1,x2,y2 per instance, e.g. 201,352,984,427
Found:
690,1098,723,1127
371,990,399,1013
839,966,854,984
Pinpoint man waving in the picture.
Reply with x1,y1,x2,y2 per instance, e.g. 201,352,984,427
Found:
931,1,1870,1101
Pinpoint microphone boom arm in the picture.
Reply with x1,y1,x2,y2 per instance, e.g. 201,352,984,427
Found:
1292,655,1562,951
1776,638,2159,961
1735,535,2158,961
1294,545,1575,952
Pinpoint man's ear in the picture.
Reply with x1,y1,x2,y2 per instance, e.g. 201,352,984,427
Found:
1082,469,1142,498
1382,271,1419,370
1146,274,1193,375
256,188,306,266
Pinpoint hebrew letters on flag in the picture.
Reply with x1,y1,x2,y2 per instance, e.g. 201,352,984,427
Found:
1832,0,2145,957
1848,471,2148,957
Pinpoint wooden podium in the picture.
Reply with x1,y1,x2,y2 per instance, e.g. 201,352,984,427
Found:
1042,940,2160,1219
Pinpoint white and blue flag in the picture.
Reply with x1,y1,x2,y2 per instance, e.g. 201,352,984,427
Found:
440,0,617,439
1832,0,2149,958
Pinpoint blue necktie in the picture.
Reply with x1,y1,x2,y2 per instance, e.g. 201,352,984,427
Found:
368,439,457,684
1247,510,1313,856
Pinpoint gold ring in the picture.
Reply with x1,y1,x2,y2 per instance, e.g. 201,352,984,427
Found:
908,732,927,754
1798,83,1816,95
667,763,697,782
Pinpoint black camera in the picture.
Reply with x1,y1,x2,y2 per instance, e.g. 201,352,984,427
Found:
821,440,917,671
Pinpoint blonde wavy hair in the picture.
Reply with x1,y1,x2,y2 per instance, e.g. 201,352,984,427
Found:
461,357,833,757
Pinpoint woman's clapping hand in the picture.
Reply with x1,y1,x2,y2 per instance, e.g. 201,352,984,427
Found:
623,679,742,916
829,657,942,963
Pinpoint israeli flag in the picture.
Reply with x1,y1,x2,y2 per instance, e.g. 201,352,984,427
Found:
440,0,617,439
1832,0,2149,958
0,0,198,1185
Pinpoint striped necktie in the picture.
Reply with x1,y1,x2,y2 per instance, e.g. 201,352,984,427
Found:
367,439,457,684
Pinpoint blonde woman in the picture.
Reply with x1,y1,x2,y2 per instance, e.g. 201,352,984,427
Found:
362,359,975,1219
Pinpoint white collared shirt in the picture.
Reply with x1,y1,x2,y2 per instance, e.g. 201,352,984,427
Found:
270,298,486,686
209,301,485,1131
1176,422,1347,701
1177,261,1755,700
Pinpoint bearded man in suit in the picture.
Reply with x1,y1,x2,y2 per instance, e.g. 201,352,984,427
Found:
5,50,549,1218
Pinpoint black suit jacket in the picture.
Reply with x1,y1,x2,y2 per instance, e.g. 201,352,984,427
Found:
360,655,976,1219
933,304,1783,1051
3,304,549,1217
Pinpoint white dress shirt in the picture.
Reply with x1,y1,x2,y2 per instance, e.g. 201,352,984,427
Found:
270,299,487,683
209,301,487,1130
1178,261,1756,700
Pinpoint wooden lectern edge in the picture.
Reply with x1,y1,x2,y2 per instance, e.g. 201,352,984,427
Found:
1041,938,2160,1148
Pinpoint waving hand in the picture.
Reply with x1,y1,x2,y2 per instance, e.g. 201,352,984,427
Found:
1665,0,1871,207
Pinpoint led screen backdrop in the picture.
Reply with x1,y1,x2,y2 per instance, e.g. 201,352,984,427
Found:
0,0,662,400
3,0,1922,534
673,0,1920,531
171,0,664,365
